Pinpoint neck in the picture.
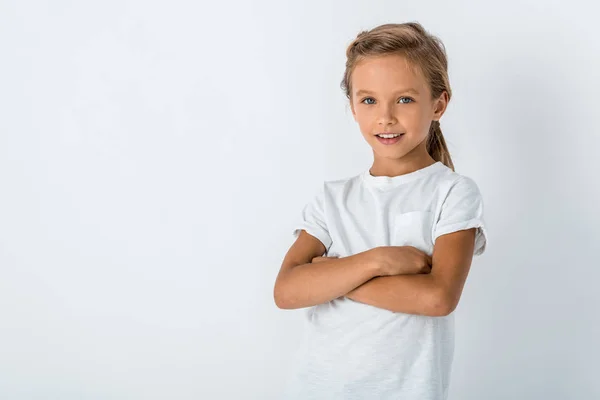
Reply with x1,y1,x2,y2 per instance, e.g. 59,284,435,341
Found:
369,152,437,178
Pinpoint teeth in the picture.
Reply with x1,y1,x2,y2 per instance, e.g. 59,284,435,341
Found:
377,133,400,138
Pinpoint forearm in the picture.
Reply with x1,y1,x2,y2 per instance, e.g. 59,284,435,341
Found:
275,250,380,309
345,274,448,317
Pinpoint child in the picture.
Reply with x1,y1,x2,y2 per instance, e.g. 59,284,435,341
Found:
274,22,488,400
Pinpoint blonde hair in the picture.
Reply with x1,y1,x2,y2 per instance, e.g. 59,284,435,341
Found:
340,22,455,171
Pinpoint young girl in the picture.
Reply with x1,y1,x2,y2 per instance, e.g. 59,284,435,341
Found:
274,22,487,399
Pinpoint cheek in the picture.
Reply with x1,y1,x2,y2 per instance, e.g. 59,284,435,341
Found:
353,112,369,127
404,109,429,128
356,109,375,123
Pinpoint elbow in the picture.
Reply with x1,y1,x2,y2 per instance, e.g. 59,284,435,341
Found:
274,265,309,309
273,284,287,309
427,290,458,317
274,291,291,309
274,294,299,310
273,281,296,310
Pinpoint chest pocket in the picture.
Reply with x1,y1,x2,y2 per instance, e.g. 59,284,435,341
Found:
391,211,435,255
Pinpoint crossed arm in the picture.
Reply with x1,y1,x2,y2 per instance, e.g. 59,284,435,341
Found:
274,228,477,317
346,228,476,316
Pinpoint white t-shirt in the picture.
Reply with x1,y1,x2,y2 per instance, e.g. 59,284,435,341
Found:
282,161,488,400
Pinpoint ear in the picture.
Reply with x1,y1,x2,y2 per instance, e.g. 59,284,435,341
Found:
433,91,449,121
350,99,357,121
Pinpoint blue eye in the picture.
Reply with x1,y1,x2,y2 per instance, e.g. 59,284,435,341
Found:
360,97,414,105
361,97,376,105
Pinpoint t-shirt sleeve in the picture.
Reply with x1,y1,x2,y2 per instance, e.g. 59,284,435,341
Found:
433,175,488,256
292,183,333,252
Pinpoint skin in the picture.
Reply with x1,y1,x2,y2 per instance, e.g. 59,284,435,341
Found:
349,53,449,177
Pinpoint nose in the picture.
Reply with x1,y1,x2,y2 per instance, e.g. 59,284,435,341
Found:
377,105,397,126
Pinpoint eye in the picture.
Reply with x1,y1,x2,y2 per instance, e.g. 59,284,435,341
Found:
360,97,376,105
359,97,414,105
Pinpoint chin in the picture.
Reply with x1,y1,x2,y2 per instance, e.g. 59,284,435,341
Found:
375,145,419,160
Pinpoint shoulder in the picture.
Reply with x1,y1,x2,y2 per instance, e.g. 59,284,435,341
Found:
432,168,488,255
322,171,364,193
432,166,483,199
302,171,361,209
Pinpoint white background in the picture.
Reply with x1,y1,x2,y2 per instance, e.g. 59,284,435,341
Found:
1,0,599,398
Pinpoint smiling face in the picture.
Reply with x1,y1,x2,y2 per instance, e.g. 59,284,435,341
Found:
349,54,448,175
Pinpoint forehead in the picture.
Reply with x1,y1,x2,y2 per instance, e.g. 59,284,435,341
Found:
351,54,427,95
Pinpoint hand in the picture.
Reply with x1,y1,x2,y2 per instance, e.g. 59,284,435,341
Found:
370,246,432,276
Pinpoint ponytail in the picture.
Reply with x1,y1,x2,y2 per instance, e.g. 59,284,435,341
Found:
426,120,455,171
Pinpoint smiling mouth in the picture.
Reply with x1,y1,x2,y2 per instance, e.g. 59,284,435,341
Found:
374,133,404,145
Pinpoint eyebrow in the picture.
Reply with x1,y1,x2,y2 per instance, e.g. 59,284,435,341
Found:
355,88,420,96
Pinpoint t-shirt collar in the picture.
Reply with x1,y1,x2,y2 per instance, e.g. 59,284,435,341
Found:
361,161,447,189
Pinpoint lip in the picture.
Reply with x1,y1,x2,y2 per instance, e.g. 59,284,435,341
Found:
375,133,404,145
